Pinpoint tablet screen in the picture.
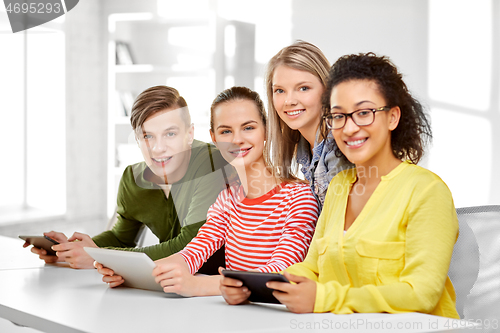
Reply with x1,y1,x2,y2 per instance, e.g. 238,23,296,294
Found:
19,235,59,256
221,270,289,304
84,247,163,292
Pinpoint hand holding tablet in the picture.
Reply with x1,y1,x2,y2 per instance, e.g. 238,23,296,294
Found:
20,235,60,256
84,247,164,292
221,269,289,304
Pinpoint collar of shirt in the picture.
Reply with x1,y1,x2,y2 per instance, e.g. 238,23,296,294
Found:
297,135,325,184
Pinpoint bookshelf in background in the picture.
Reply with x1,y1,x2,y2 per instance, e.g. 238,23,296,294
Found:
106,12,255,216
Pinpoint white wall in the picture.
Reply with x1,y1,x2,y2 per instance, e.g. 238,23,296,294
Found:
0,0,109,237
289,0,500,207
1,0,498,239
65,0,107,222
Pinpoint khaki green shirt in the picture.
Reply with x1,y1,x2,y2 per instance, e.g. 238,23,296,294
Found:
92,140,233,260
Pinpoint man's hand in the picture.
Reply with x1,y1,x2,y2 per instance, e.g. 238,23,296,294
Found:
51,232,98,269
23,231,68,263
266,271,317,313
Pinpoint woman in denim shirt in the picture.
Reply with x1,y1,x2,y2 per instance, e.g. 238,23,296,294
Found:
265,41,352,209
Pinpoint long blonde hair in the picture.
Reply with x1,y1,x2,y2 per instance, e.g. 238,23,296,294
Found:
264,40,330,181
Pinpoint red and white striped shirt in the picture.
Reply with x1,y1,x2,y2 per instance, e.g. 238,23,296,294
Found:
179,182,319,274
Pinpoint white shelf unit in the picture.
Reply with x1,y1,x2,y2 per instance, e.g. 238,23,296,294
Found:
106,12,255,216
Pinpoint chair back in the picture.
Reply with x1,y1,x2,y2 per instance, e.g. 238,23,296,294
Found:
449,205,500,326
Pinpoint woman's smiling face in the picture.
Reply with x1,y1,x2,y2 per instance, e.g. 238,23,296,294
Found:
210,99,266,169
330,79,400,168
272,65,324,137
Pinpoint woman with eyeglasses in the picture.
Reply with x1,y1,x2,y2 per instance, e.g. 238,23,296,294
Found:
221,53,460,319
264,41,352,210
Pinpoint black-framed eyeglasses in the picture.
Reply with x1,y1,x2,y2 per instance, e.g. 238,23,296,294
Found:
323,106,391,130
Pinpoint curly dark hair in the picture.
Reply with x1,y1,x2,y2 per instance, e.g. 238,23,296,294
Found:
321,52,432,164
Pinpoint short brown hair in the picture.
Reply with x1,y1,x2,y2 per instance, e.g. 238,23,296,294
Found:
130,85,190,131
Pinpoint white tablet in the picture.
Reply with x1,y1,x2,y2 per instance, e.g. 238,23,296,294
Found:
84,247,164,292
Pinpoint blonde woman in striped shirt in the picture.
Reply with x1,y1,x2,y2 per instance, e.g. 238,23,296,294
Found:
152,86,319,297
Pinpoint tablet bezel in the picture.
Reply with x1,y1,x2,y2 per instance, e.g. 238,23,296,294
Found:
84,247,164,292
221,269,289,304
19,235,59,256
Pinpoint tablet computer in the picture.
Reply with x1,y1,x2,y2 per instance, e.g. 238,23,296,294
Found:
19,235,59,256
221,269,289,304
84,247,163,292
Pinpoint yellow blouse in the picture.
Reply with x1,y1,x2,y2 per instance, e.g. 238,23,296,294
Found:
286,161,459,318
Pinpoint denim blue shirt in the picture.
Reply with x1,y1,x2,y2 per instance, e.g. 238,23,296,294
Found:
296,132,353,211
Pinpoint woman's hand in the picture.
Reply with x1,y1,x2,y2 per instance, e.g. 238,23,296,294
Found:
266,271,316,313
219,268,251,305
95,261,125,288
152,254,198,296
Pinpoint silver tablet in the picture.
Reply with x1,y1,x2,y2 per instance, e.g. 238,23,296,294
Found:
84,247,164,292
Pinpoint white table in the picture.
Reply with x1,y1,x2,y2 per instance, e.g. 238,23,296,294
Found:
0,236,480,333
